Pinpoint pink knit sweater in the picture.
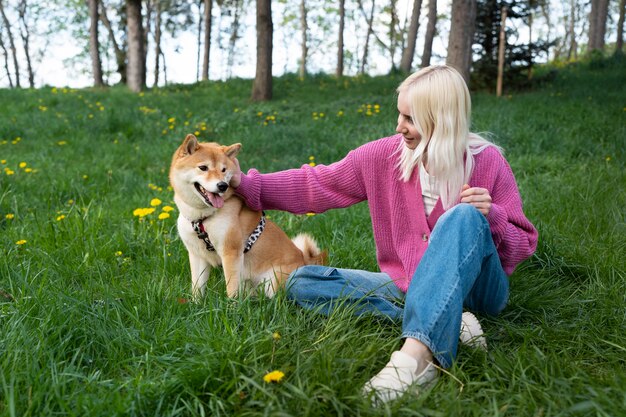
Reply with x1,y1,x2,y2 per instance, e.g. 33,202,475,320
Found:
236,134,538,293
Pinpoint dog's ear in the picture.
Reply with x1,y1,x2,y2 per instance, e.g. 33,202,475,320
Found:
224,143,242,159
179,134,199,157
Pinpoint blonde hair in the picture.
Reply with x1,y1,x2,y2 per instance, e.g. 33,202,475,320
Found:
396,65,501,209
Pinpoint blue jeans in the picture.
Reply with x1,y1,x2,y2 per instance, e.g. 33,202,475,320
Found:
286,204,509,368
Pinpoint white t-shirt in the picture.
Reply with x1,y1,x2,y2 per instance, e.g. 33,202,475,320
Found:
420,163,439,216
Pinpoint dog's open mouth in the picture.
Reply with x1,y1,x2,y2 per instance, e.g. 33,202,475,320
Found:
194,182,224,208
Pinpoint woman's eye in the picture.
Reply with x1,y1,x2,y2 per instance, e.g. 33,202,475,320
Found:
198,165,208,171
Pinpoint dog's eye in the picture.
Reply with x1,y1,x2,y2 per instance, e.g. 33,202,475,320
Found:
198,165,208,172
221,167,226,173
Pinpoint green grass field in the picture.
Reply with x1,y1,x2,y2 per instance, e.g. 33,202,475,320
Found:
1,57,625,416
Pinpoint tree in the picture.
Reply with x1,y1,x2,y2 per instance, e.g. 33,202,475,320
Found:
0,0,20,87
154,0,163,86
420,0,437,67
617,0,625,54
357,0,376,74
299,0,308,78
447,0,477,84
400,0,423,72
0,24,12,87
201,0,212,80
588,0,609,53
88,0,104,87
251,0,272,101
17,0,35,87
127,0,145,92
100,0,127,84
336,0,345,76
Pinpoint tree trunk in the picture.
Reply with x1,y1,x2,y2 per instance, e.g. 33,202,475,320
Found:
446,0,477,85
299,0,308,78
496,6,507,97
358,0,376,74
100,0,126,84
588,0,609,53
126,0,145,92
202,0,212,80
336,0,345,77
616,0,625,53
388,0,398,71
88,0,104,87
17,0,34,87
154,0,162,86
0,34,13,87
566,0,577,60
0,0,20,87
226,0,243,79
400,0,422,72
420,0,437,68
251,0,272,101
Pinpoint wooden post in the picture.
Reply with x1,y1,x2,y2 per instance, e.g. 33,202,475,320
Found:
497,6,507,97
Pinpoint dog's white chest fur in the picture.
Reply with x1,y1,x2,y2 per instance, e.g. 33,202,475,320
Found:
177,213,232,266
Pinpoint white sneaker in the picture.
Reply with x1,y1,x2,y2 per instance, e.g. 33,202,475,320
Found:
460,311,487,350
362,351,438,404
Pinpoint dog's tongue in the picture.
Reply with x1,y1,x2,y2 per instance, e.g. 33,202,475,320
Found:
208,192,224,208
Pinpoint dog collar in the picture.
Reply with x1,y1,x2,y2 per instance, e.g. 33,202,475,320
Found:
191,212,266,254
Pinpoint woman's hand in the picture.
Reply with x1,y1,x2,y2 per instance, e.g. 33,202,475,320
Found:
460,184,492,216
230,158,242,188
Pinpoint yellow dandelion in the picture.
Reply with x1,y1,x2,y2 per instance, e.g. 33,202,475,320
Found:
1,160,6,164
83,175,88,180
158,212,170,220
5,168,15,175
19,162,27,168
605,156,611,162
162,205,175,212
5,214,14,219
88,114,94,119
51,87,58,94
57,141,67,146
257,111,263,117
167,117,176,123
39,106,48,112
337,110,344,117
263,370,285,383
16,240,27,245
272,332,281,340
150,198,162,207
24,168,33,173
308,162,316,167
115,251,123,256
306,212,316,216
56,215,66,221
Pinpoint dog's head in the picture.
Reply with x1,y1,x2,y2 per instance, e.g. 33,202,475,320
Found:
170,134,241,209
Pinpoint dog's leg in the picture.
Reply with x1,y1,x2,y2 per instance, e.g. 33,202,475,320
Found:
189,253,211,300
221,249,244,298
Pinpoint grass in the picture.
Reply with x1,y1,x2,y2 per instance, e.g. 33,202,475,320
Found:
0,57,625,416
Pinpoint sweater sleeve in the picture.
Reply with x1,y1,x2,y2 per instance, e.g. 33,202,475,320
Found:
235,151,367,214
485,156,538,275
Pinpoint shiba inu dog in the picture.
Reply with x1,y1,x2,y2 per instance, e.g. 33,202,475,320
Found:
170,134,326,298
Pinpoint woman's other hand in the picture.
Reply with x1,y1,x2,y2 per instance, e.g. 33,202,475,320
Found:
460,184,492,216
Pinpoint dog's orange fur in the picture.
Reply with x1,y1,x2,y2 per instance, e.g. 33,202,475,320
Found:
170,134,326,298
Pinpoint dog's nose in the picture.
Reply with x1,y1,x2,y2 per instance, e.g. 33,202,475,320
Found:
217,182,229,192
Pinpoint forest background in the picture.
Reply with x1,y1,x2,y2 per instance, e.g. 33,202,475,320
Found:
0,0,624,96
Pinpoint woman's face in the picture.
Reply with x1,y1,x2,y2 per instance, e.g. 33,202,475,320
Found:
396,90,421,150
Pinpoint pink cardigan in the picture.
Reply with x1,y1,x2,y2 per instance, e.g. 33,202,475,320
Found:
236,134,538,293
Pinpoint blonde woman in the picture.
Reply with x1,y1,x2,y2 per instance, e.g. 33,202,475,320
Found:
231,65,537,402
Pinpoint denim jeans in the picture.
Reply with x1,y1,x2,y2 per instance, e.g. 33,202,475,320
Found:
286,204,509,368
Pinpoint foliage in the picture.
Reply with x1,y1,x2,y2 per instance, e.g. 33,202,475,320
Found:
472,0,555,92
0,59,625,416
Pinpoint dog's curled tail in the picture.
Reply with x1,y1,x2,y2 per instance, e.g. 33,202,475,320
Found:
292,233,328,266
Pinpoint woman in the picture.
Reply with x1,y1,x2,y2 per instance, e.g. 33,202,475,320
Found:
231,65,538,403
